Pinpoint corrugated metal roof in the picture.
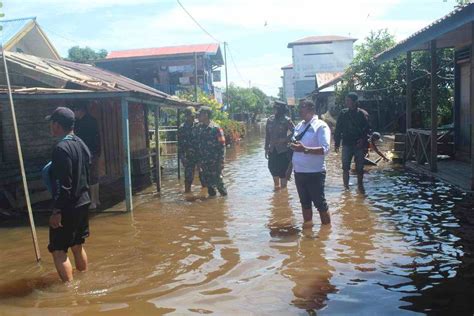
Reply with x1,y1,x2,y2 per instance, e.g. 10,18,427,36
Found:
314,72,345,93
288,35,357,48
376,2,474,62
316,72,344,89
107,43,220,59
2,51,195,106
281,64,293,70
0,17,36,45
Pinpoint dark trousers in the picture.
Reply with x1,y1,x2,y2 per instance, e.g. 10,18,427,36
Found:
294,172,328,212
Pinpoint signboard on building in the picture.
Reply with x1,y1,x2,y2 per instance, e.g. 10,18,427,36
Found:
214,87,223,104
212,70,221,82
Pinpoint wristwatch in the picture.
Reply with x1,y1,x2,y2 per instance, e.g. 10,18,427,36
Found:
303,148,310,154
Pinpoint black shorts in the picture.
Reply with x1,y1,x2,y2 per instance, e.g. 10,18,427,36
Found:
48,204,90,253
294,172,328,212
268,149,291,178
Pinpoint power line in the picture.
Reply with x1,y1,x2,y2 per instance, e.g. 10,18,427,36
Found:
41,25,82,45
176,0,221,43
227,44,246,84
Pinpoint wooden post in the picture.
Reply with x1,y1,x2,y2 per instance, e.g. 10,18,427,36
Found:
121,98,133,212
177,108,181,180
194,52,198,102
406,51,413,130
154,106,161,192
1,46,41,262
430,40,438,172
471,23,474,190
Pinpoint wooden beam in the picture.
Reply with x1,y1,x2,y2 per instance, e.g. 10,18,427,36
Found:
154,106,161,192
1,46,41,262
471,22,474,190
430,40,438,172
406,51,413,130
176,108,181,180
121,98,133,212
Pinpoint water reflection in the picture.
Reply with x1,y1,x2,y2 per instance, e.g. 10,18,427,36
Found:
268,190,336,311
337,191,377,270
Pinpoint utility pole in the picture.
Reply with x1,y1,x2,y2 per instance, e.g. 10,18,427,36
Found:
224,41,229,112
194,51,198,102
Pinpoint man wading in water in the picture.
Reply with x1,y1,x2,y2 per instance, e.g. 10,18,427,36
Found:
334,92,371,193
290,100,331,227
46,107,91,282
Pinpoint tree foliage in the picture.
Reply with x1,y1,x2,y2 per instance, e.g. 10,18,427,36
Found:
67,46,108,64
224,84,270,118
178,90,246,144
455,0,471,6
336,29,454,131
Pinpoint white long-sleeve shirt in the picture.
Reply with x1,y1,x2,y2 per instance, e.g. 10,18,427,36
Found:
292,115,331,173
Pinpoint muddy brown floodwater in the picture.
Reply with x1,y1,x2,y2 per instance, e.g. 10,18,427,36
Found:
1,125,474,315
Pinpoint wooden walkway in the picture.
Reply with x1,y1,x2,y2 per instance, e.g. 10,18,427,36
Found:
406,160,473,194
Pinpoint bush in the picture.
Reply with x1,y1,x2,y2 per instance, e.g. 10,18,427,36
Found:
179,90,246,145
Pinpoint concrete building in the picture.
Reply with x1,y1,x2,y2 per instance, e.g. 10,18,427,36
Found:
287,35,356,99
281,64,295,105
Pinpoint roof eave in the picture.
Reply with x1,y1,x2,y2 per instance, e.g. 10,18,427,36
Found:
376,4,474,64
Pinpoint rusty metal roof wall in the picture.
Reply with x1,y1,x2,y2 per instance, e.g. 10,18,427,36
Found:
53,58,171,98
376,2,474,62
107,43,220,59
2,51,196,106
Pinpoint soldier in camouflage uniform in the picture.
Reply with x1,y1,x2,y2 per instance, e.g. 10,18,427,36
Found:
197,106,227,197
178,106,201,193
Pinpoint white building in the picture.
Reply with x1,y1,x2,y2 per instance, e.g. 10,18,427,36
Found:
281,64,295,105
287,35,356,99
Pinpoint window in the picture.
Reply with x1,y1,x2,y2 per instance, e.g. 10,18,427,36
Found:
304,52,333,56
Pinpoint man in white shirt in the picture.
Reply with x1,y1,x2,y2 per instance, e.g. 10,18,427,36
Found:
290,100,331,226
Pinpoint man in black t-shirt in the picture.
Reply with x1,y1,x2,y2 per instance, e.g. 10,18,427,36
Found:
334,92,371,193
46,107,91,282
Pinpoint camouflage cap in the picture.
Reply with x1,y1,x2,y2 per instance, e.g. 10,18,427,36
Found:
184,106,196,116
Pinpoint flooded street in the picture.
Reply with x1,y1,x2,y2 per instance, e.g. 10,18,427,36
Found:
1,125,474,315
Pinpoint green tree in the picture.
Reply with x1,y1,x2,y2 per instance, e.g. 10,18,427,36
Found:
336,29,404,108
224,84,269,120
67,46,108,64
456,0,471,5
335,29,454,131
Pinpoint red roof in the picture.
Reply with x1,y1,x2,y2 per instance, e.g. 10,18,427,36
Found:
107,43,220,59
288,35,357,48
281,63,293,70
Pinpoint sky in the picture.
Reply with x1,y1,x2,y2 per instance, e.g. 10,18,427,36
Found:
2,0,464,96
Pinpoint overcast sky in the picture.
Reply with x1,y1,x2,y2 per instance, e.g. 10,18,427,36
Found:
3,0,462,96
